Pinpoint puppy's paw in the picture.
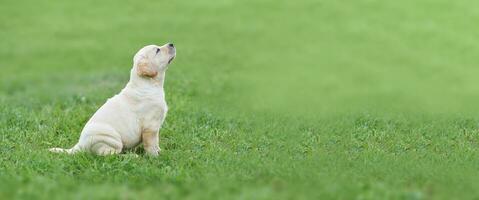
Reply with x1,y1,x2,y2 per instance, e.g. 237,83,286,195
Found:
145,146,161,156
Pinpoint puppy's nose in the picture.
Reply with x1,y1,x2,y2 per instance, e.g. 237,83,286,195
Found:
168,43,174,48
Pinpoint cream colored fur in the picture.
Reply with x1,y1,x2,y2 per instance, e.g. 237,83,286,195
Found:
50,43,176,156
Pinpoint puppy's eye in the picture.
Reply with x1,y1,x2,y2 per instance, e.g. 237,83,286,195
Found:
156,48,160,54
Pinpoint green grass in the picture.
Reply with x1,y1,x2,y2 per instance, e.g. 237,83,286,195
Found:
2,0,479,199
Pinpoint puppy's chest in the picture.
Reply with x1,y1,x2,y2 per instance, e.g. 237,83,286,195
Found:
136,99,168,124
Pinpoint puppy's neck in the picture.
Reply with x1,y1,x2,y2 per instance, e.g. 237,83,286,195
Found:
121,72,165,103
145,71,166,87
129,70,165,87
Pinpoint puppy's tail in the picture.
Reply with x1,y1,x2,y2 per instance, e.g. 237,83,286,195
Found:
49,144,81,154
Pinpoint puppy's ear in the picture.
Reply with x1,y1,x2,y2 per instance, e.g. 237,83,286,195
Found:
136,57,158,78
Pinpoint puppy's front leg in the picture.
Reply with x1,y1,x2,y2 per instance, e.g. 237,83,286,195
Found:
142,131,161,156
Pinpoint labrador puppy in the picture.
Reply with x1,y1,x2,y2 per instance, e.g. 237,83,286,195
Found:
50,43,176,156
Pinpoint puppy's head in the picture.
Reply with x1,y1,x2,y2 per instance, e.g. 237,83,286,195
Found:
133,43,176,78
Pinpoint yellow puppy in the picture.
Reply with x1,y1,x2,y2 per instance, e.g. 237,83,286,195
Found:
50,43,176,156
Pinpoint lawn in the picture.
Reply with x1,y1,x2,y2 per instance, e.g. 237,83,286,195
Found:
1,0,479,199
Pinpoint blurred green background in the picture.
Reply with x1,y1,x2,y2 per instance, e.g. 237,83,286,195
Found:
2,0,479,199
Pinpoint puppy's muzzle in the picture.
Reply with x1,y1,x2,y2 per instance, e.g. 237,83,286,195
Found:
167,43,176,64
